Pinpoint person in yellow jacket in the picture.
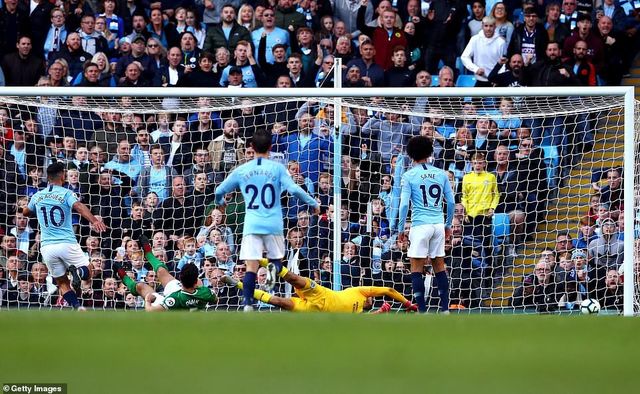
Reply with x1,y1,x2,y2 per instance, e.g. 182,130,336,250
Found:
461,152,500,273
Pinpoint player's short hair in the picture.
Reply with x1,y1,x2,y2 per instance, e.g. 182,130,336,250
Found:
183,236,196,245
180,263,199,288
471,152,486,161
406,136,434,162
47,162,66,181
150,144,164,153
251,128,272,153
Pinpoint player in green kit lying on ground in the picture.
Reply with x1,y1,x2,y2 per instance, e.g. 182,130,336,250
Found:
114,236,217,311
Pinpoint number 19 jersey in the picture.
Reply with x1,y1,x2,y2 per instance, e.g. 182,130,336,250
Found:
399,163,454,229
214,157,318,236
28,185,79,246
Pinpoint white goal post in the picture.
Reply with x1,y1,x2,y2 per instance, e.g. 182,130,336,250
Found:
0,84,636,315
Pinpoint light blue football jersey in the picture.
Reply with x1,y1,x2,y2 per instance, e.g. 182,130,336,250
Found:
215,158,318,235
28,184,79,246
398,163,455,231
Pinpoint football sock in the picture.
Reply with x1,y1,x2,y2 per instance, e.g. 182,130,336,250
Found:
411,272,427,313
115,267,139,296
77,265,90,281
143,249,169,273
242,271,257,307
254,289,272,304
435,270,450,312
63,290,81,308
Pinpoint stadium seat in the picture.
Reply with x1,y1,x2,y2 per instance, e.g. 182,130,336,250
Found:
456,75,476,87
540,145,560,189
492,213,510,248
455,57,466,76
430,76,439,87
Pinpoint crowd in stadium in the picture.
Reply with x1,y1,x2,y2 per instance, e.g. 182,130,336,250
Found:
0,0,638,311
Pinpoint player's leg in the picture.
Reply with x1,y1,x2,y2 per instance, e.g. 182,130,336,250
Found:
113,261,154,298
408,224,433,313
222,275,295,311
243,259,260,311
42,244,83,309
263,235,286,291
429,223,450,313
68,244,93,292
138,235,174,286
239,234,268,311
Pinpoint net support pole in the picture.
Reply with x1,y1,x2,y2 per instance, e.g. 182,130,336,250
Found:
623,87,636,316
332,58,343,291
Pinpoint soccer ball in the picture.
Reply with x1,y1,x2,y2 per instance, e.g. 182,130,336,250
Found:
580,298,601,315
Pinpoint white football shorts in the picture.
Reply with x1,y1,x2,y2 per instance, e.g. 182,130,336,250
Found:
408,223,446,259
239,234,285,260
41,243,90,278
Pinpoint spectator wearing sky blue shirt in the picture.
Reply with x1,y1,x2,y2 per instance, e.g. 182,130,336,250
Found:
137,145,177,203
104,139,142,185
218,40,264,87
9,129,28,184
251,9,290,65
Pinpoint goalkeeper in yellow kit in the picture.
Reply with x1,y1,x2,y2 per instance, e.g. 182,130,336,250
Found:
223,259,417,313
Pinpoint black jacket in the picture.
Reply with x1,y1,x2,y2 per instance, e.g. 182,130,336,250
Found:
0,52,45,86
507,23,549,63
203,22,251,53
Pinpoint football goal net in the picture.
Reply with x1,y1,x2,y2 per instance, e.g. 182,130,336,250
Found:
0,86,637,315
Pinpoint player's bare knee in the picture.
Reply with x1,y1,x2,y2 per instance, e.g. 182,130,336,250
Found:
432,257,446,273
245,260,259,273
157,269,173,286
410,258,427,272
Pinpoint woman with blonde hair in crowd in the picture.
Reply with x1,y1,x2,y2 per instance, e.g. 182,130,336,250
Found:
490,2,514,47
146,37,167,69
72,52,116,86
237,4,258,31
95,16,118,52
197,207,236,254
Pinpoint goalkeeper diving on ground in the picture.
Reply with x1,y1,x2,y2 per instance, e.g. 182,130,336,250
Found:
222,258,418,313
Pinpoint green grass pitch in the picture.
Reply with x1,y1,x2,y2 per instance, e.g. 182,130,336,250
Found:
1,312,639,394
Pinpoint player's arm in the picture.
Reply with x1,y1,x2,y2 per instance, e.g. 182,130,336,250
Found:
73,201,107,232
214,171,239,206
23,196,36,217
281,167,320,214
144,293,167,312
443,173,455,238
359,286,417,311
388,154,407,232
395,174,411,234
489,174,500,212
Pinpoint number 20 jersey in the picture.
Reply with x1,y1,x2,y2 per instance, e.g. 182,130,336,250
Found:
28,185,79,246
214,158,318,236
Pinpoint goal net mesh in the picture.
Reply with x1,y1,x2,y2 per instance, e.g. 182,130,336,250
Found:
0,91,637,313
